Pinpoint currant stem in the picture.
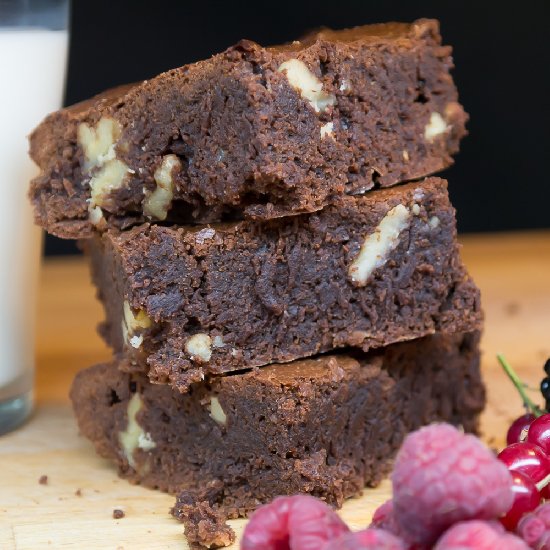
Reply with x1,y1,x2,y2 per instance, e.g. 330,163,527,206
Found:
536,472,550,492
497,354,545,417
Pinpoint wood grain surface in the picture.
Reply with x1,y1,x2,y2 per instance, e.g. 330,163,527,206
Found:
1,230,549,549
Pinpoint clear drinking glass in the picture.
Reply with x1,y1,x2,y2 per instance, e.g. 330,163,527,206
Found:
0,0,69,433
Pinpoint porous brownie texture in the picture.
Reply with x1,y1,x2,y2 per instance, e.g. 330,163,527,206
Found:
85,177,482,392
30,19,467,238
70,332,485,520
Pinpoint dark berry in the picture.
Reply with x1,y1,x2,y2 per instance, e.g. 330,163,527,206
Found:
544,359,550,377
541,378,550,400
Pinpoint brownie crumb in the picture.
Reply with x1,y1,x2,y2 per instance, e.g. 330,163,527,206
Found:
38,475,48,485
75,488,82,497
172,492,235,549
112,509,125,519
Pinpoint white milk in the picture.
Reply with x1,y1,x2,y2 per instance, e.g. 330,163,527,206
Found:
0,29,68,397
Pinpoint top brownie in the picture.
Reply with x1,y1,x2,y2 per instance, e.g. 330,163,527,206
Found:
29,19,467,239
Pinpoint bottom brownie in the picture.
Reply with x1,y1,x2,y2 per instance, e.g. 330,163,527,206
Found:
70,332,484,520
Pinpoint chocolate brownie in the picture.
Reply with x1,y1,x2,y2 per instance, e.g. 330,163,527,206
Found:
85,177,482,392
30,19,467,239
70,332,485,523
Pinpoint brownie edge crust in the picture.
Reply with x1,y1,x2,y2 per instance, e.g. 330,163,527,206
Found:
70,332,485,521
30,18,467,239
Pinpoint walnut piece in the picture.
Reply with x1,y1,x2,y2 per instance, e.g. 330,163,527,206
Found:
88,205,105,226
349,204,410,285
77,117,131,216
339,79,351,92
208,397,227,426
424,112,449,142
121,300,152,348
212,335,225,348
144,154,182,220
320,122,334,139
118,393,156,469
278,59,336,113
429,216,440,229
194,228,216,244
185,333,212,362
78,117,121,170
89,159,131,209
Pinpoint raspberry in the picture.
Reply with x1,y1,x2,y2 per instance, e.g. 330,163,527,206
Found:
371,500,394,528
392,423,514,546
241,495,349,550
323,528,406,549
517,501,550,548
370,501,406,539
241,496,292,549
370,500,428,549
434,520,529,549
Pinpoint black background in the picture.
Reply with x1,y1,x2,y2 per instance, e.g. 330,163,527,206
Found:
45,0,550,255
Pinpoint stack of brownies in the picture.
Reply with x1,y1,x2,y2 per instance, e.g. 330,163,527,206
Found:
28,19,485,547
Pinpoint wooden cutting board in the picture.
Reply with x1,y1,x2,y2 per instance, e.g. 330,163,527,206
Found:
1,231,549,549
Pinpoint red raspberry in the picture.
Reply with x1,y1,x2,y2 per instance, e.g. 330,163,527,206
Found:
370,500,428,550
537,533,550,549
371,500,396,530
434,520,529,549
241,495,349,550
370,501,409,540
323,528,406,549
392,423,514,546
517,501,550,548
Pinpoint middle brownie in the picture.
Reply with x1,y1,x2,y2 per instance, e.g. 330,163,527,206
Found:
87,176,482,392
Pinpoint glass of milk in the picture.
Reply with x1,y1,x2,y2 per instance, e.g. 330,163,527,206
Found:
0,0,69,433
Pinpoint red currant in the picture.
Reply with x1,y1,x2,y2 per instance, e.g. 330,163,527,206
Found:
498,442,550,483
541,483,550,500
500,470,541,530
528,414,550,455
507,413,536,445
